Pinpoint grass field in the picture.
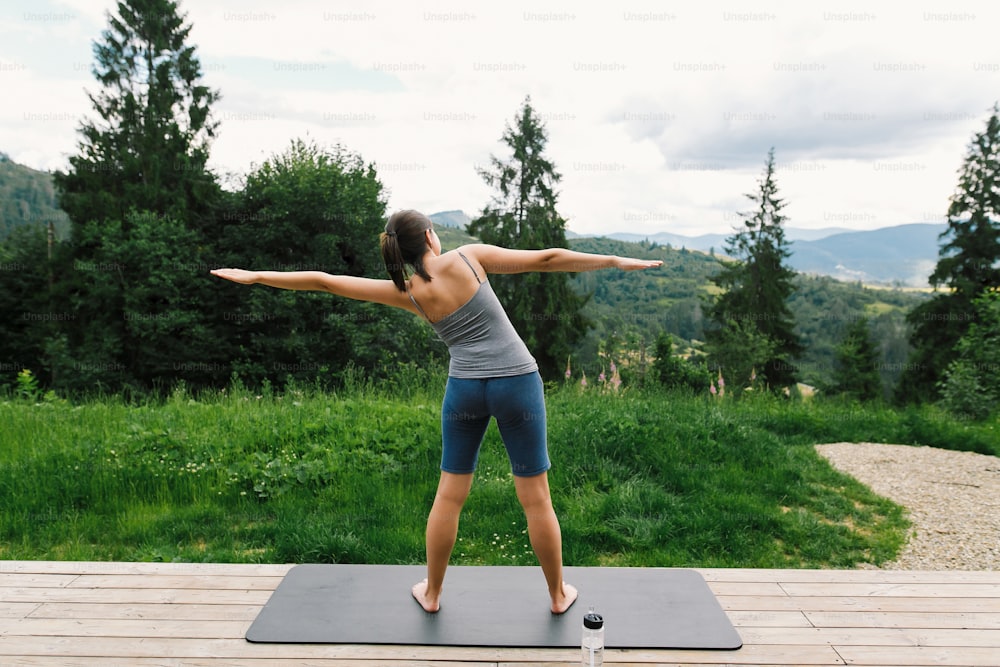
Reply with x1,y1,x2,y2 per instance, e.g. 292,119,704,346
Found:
1,374,996,567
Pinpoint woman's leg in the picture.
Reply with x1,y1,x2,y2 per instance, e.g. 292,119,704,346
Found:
513,471,577,614
415,377,488,611
489,372,577,613
412,470,474,612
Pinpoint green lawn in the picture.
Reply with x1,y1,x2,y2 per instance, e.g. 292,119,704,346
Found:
2,377,995,567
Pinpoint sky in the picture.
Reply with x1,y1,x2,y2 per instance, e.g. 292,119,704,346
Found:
1,0,998,237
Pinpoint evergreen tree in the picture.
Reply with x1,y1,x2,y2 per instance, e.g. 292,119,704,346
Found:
0,226,58,390
467,96,588,379
901,104,1000,401
54,0,219,227
830,317,882,401
48,0,223,392
938,289,1000,420
705,148,802,389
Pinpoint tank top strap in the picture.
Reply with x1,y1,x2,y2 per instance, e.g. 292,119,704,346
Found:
406,289,430,320
457,251,482,284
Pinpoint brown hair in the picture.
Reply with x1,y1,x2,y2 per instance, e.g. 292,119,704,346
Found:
380,209,433,292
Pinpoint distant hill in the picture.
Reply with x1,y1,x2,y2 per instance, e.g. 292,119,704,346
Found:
577,226,855,245
787,223,943,287
428,210,471,229
0,153,71,240
427,209,942,286
572,222,945,287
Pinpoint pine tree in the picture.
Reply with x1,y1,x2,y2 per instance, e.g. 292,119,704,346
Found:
900,104,1000,402
938,290,1000,420
467,96,588,379
54,0,219,228
830,317,882,401
48,0,223,392
705,148,802,389
931,104,1000,294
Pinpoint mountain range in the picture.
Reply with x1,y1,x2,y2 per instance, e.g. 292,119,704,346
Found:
429,210,944,287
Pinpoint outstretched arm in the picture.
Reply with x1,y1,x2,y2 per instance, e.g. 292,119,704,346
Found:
210,269,416,312
461,244,662,274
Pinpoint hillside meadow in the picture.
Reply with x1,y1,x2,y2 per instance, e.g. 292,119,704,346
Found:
2,373,995,567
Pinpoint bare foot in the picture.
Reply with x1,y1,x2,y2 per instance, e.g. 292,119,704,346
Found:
411,578,441,613
551,582,578,614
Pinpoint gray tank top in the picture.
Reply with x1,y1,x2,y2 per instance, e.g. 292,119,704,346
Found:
408,252,538,378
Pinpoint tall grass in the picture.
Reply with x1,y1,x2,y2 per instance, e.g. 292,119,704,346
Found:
1,376,995,567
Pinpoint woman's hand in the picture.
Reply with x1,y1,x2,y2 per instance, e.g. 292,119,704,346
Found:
210,268,259,284
615,257,663,271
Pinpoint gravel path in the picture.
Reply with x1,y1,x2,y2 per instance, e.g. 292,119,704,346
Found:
815,442,1000,570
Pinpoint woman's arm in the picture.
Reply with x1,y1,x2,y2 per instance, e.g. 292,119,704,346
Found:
210,269,416,312
461,244,662,274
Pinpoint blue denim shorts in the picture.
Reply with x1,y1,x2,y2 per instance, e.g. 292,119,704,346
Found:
440,371,549,477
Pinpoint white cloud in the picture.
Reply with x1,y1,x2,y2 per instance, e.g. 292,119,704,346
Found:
2,0,998,236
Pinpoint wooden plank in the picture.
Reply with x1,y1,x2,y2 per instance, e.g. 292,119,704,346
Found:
65,573,284,590
27,602,261,621
704,581,788,596
779,582,1000,598
697,568,1000,584
725,610,813,627
0,573,80,587
719,594,1000,613
835,645,1000,667
0,560,295,577
805,610,1000,629
742,626,1000,648
0,586,272,605
0,601,39,618
0,617,250,639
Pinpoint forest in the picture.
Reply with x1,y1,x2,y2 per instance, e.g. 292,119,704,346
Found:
0,157,927,400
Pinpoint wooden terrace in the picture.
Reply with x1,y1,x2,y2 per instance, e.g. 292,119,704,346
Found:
1,561,998,666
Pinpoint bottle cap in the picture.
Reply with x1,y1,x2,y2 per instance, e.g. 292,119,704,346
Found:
583,612,604,629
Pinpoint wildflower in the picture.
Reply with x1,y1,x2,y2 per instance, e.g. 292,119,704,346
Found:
717,370,726,398
598,370,606,383
565,356,572,380
710,382,717,396
580,371,587,388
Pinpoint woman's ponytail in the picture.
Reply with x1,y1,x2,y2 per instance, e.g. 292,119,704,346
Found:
380,230,408,292
380,210,434,292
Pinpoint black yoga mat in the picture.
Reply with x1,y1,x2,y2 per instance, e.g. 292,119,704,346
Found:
246,564,742,650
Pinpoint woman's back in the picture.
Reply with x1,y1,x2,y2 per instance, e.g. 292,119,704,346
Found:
407,248,537,379
405,248,485,324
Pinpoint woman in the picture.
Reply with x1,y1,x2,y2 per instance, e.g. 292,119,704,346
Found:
211,209,661,614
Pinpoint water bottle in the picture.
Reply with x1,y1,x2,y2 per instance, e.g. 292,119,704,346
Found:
581,606,604,667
